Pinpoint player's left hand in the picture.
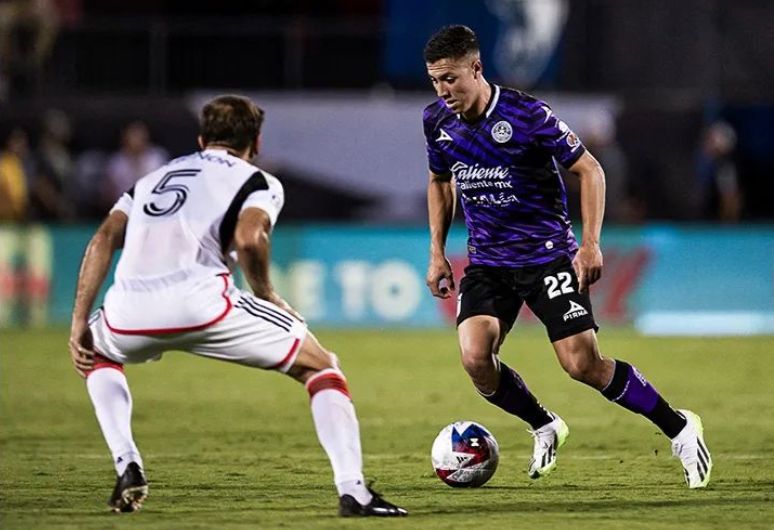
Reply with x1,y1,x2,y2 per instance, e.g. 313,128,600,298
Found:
572,242,603,294
69,321,96,378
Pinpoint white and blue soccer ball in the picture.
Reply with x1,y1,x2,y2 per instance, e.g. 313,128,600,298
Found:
431,421,499,487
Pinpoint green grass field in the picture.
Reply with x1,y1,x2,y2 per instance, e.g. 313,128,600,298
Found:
2,326,773,529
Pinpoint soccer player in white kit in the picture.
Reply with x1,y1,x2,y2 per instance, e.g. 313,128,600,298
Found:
68,95,407,517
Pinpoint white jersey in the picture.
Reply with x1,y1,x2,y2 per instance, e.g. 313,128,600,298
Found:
103,148,284,333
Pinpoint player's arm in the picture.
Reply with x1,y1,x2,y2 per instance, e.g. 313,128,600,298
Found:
69,210,127,377
234,207,301,319
426,169,456,298
567,150,605,293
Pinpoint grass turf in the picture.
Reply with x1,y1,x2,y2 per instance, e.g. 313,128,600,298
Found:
1,326,773,529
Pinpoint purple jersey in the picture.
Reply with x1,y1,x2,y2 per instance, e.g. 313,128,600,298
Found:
424,84,585,267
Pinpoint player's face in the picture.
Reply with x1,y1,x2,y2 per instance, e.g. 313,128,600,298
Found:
426,55,483,116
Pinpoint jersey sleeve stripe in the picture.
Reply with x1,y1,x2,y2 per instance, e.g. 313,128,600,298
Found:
219,171,269,253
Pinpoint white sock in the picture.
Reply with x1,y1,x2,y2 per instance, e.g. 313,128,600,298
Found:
86,368,143,476
309,385,372,505
338,478,372,505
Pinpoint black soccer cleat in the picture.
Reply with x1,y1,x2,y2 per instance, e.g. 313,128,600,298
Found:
108,462,148,513
339,487,408,517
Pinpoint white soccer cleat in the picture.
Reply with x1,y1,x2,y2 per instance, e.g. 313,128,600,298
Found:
528,414,569,479
671,409,712,489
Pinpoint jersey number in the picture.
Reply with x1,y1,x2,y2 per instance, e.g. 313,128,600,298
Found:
142,169,201,217
544,272,574,299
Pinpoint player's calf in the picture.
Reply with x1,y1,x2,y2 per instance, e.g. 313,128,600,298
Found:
480,362,553,430
286,331,339,383
293,333,407,515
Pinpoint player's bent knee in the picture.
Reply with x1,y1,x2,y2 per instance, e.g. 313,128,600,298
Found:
562,355,599,383
460,349,492,374
287,332,341,382
562,360,585,381
305,368,351,400
459,328,501,374
303,344,338,371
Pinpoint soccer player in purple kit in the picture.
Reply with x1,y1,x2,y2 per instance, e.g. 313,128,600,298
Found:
422,25,712,488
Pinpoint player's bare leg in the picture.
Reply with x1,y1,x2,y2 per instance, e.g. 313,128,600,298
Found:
552,329,712,487
458,315,568,479
286,331,407,516
457,315,505,394
552,329,613,390
85,355,148,512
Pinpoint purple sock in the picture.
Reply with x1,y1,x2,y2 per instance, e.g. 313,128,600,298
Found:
482,362,552,430
601,360,686,437
602,361,658,413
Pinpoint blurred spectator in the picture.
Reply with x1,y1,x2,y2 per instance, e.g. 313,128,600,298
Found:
0,0,60,100
697,121,742,222
72,149,107,219
101,121,168,212
563,111,642,224
29,108,76,221
582,110,643,224
0,127,32,221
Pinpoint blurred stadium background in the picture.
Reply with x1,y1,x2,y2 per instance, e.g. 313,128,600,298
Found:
1,0,773,334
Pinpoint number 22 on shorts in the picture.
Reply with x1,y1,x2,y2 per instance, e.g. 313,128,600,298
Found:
544,272,574,299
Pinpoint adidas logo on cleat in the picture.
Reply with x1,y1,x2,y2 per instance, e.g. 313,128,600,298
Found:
563,301,588,322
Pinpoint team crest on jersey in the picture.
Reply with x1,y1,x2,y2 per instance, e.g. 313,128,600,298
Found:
566,132,580,149
491,121,512,143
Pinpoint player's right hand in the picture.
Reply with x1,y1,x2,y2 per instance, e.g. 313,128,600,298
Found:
426,256,455,299
69,321,96,378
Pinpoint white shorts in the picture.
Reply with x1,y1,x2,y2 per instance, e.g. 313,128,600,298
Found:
90,289,308,373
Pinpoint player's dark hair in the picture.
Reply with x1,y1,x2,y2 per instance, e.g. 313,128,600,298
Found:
423,25,480,63
199,95,265,156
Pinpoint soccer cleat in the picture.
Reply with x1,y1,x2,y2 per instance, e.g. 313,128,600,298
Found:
528,413,570,479
339,487,408,517
108,462,148,513
671,409,712,489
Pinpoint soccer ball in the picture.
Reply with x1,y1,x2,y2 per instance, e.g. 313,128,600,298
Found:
431,421,499,487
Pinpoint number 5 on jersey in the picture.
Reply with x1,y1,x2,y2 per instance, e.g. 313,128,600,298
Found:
143,169,202,217
544,272,574,299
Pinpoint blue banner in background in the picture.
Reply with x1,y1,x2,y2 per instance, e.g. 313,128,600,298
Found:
384,0,568,88
269,226,441,327
633,226,774,335
1,224,773,335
